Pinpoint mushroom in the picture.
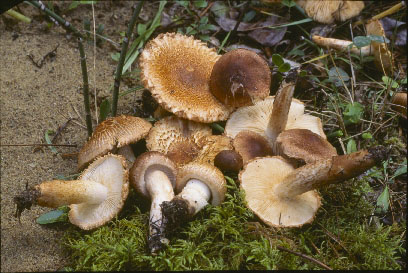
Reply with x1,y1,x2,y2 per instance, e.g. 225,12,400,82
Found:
139,32,231,123
275,128,337,166
312,19,395,75
146,115,233,166
225,81,325,153
14,154,129,230
129,151,177,254
296,0,365,24
232,130,274,165
161,162,226,230
77,115,152,170
209,48,271,108
214,150,243,173
391,92,407,118
239,146,387,227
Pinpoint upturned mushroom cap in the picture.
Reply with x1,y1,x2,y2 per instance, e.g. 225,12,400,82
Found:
146,116,212,154
224,96,325,145
239,156,321,228
78,115,152,170
297,0,365,24
139,32,231,123
366,19,395,76
176,162,226,206
129,151,177,199
276,129,337,165
232,130,273,164
209,48,271,108
69,154,129,230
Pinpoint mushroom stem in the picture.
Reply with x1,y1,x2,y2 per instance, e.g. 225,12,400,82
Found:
144,169,175,252
274,146,387,199
117,145,136,167
14,180,108,217
266,82,295,147
312,35,372,56
177,179,212,215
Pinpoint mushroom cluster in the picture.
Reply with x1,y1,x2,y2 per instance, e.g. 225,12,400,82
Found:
14,32,388,257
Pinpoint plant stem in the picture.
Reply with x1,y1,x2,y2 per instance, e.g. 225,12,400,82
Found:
26,0,84,39
6,9,31,23
78,38,93,137
111,1,145,117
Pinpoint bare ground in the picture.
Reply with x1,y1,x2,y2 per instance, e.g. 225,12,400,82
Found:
1,2,141,271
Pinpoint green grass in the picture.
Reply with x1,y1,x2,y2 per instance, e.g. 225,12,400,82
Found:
62,173,405,271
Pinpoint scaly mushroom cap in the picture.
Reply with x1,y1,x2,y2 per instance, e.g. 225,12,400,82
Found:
194,135,233,165
366,19,395,76
146,116,212,154
139,32,231,123
69,154,129,230
129,151,177,199
225,96,325,143
166,140,201,166
78,115,152,170
276,129,337,165
232,130,273,164
176,162,226,206
239,156,321,228
297,0,365,24
209,48,271,108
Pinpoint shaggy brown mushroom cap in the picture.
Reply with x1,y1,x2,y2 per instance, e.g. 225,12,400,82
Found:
276,129,337,165
166,140,201,166
239,156,321,228
366,19,395,76
78,115,152,170
146,116,212,154
209,49,271,108
232,130,273,164
139,32,231,123
225,96,325,145
194,135,233,165
69,154,129,230
176,162,227,206
297,0,365,24
129,151,177,199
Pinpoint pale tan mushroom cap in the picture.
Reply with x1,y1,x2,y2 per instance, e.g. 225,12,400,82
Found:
69,154,129,230
139,32,231,123
225,96,325,142
194,135,233,165
146,116,212,154
78,115,152,170
276,129,337,164
239,156,321,228
129,151,177,199
176,162,226,206
297,0,364,24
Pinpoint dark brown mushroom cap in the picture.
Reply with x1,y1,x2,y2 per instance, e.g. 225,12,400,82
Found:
391,92,407,118
129,151,177,199
276,129,337,165
78,115,152,170
214,150,243,173
139,32,230,123
232,130,273,164
166,140,200,166
210,49,271,108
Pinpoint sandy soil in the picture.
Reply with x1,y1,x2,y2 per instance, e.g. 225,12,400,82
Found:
1,2,144,271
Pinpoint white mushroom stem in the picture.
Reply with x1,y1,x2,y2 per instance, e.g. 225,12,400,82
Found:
145,169,175,236
18,180,108,208
266,82,295,147
312,35,372,56
274,147,387,199
177,179,212,215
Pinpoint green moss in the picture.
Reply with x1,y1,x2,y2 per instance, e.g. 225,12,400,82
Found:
63,174,405,271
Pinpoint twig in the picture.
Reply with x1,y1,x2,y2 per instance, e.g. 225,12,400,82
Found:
1,144,77,147
91,1,98,125
111,1,145,117
51,118,72,143
230,1,249,38
353,1,406,27
27,43,59,68
78,38,93,137
6,9,31,23
276,245,332,270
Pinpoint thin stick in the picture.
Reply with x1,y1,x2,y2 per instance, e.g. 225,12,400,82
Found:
111,1,145,117
276,245,332,270
1,144,77,147
91,2,98,124
353,2,406,27
78,38,93,137
6,9,31,23
26,0,84,39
